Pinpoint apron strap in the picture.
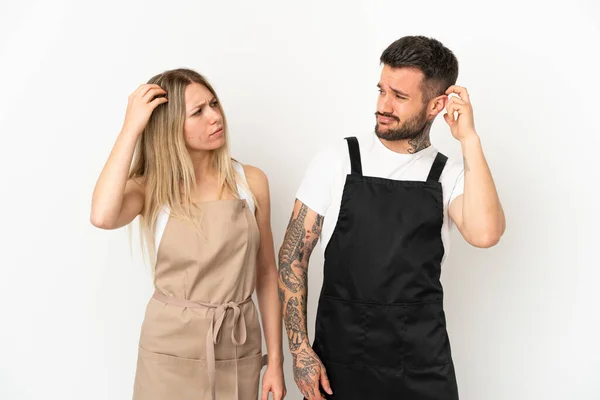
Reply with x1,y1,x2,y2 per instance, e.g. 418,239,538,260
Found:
426,152,448,182
344,136,363,176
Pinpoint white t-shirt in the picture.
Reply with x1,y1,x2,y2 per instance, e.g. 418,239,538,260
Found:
296,133,465,265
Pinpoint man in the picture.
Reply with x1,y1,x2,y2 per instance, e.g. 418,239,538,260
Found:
278,36,505,400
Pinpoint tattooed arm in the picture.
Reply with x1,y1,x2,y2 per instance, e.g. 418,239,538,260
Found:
278,200,333,400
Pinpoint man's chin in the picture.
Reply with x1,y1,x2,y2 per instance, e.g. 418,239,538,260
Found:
375,127,398,140
375,124,387,135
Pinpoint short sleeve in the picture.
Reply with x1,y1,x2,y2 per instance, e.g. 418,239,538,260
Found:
448,168,465,207
295,145,340,216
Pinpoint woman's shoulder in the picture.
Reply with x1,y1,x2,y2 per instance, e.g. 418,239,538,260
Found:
234,161,268,196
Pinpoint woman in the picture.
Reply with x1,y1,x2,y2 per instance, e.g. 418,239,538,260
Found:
91,68,286,400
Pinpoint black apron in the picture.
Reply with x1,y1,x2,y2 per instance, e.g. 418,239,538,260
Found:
311,136,459,399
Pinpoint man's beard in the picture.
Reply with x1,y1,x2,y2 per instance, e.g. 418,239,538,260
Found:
375,108,430,141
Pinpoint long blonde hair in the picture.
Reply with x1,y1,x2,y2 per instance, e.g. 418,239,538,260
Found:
128,68,242,262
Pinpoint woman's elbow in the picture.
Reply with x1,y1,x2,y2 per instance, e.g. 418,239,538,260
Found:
90,211,117,230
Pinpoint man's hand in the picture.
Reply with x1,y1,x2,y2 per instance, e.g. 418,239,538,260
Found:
444,85,477,141
293,345,333,399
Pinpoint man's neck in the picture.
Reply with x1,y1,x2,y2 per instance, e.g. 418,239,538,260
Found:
378,122,433,154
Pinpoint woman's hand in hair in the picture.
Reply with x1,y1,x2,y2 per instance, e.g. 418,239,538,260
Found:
122,84,168,136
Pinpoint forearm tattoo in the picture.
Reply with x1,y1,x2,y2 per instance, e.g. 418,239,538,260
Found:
285,297,307,352
278,203,324,356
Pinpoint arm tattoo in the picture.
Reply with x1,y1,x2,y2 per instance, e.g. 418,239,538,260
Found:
278,202,324,359
407,120,433,154
278,206,309,292
312,214,324,234
284,296,307,352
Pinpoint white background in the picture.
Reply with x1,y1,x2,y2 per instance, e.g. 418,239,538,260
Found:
1,0,599,399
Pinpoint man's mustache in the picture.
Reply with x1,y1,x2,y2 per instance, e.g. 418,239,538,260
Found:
375,112,399,122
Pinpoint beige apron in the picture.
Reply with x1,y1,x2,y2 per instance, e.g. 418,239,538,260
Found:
133,198,265,400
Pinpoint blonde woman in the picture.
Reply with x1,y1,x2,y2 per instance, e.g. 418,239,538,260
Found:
91,68,286,400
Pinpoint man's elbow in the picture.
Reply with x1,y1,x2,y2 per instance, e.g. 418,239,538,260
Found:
470,235,500,248
464,220,505,248
467,229,503,248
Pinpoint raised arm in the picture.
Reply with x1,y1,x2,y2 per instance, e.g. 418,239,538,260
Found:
444,85,505,247
90,84,167,229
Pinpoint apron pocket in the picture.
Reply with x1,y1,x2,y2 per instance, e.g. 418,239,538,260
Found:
314,295,367,364
134,347,262,400
214,353,262,400
361,302,406,369
320,359,407,399
402,301,450,368
134,346,209,399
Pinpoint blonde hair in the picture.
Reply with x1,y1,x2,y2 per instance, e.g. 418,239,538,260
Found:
128,68,249,263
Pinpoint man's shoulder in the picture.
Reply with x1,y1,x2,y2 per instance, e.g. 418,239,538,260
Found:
409,146,464,187
441,152,464,177
309,135,353,168
436,150,464,190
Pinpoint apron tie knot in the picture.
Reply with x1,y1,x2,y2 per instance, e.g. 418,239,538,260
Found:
152,291,252,400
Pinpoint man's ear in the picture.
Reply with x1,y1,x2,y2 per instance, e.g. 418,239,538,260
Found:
428,94,448,119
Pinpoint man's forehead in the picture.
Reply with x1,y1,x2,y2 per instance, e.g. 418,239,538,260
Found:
380,66,424,90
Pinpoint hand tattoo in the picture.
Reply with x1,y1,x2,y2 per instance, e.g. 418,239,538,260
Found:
293,348,322,398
